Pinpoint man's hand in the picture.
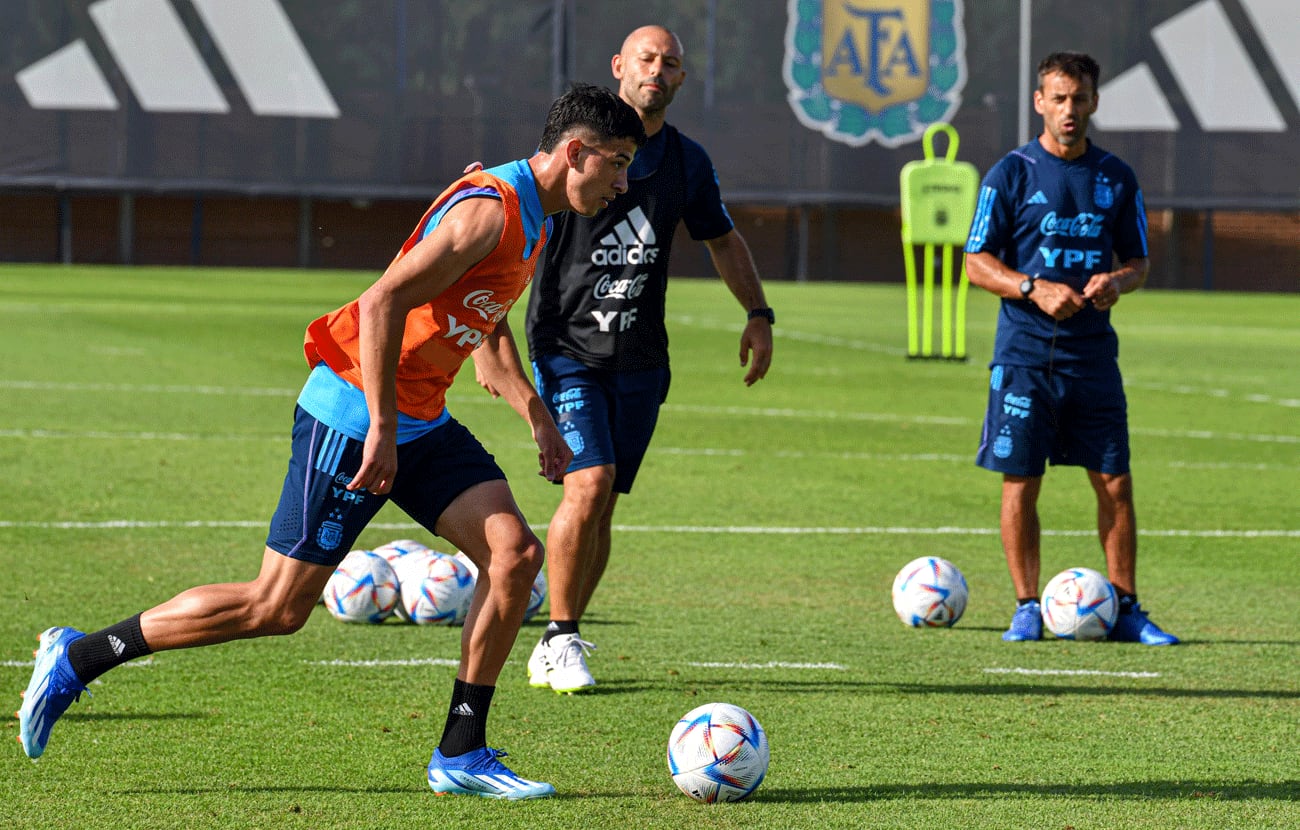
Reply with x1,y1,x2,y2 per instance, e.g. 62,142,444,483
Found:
739,318,773,386
1082,271,1123,311
1030,279,1088,320
534,421,573,482
348,423,398,495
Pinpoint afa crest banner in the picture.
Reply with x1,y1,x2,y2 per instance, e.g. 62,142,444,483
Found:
784,0,967,147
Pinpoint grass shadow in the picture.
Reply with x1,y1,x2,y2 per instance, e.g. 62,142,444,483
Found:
755,779,1300,803
663,676,1300,700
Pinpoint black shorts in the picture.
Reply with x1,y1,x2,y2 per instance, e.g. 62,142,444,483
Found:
265,406,505,566
532,353,670,494
976,363,1130,477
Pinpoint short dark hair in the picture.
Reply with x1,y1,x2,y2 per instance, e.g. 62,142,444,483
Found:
537,83,646,152
1037,52,1100,93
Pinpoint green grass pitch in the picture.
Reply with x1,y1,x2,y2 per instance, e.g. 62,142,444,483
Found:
1,264,1296,829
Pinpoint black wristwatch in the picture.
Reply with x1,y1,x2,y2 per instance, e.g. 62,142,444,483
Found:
1018,276,1037,299
747,307,775,325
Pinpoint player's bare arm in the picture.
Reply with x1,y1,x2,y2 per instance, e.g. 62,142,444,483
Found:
1083,256,1149,310
704,228,773,386
477,319,574,482
349,198,504,494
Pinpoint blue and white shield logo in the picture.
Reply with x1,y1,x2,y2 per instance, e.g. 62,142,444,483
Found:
316,520,343,551
563,428,585,456
1093,174,1114,209
993,431,1013,460
783,0,968,147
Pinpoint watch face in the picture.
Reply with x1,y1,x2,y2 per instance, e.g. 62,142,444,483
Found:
1020,279,1034,297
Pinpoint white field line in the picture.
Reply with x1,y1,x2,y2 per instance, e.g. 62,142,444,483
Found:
663,403,1297,444
2,379,1295,443
687,661,847,670
664,402,969,426
504,442,1295,470
671,315,909,358
4,425,1297,454
1127,380,1300,409
0,429,281,442
0,656,842,672
984,667,1161,679
3,428,1296,470
0,380,296,397
306,658,461,668
671,316,1300,409
307,659,847,670
2,520,1296,538
5,425,1295,469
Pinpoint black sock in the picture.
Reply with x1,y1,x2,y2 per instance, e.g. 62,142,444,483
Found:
1116,592,1138,614
438,679,495,757
542,620,579,644
1017,597,1038,607
66,613,153,684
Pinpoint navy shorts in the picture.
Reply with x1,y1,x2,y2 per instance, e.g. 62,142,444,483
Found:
976,363,1130,477
266,406,505,566
532,353,670,494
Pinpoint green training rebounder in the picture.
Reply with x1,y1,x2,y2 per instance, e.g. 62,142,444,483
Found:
899,122,980,360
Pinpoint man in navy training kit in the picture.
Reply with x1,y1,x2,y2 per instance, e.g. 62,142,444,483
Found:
17,84,647,799
964,51,1177,645
474,25,775,692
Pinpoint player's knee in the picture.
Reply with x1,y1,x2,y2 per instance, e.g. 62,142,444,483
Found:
563,466,616,513
246,597,312,636
486,531,545,591
1095,472,1133,505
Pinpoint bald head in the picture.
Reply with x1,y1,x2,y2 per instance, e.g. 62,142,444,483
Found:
620,25,683,58
611,25,686,134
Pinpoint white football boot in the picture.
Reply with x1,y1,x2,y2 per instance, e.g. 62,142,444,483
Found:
544,633,596,694
526,638,551,688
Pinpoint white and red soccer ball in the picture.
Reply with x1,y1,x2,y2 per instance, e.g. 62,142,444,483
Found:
891,556,969,627
1041,567,1119,640
391,551,475,625
321,549,400,624
667,702,769,803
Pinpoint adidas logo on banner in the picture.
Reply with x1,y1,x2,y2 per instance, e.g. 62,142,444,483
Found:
14,0,338,118
590,206,659,266
1026,191,1048,205
1096,0,1296,132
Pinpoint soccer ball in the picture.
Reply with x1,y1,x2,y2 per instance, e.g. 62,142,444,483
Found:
322,550,400,623
525,567,548,622
1041,567,1118,640
453,551,548,622
667,702,769,803
373,538,430,566
891,556,969,627
392,552,474,625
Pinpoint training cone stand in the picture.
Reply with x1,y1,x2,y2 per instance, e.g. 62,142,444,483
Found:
900,122,980,361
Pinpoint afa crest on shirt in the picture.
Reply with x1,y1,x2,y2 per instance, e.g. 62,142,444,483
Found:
1093,174,1115,209
783,0,967,147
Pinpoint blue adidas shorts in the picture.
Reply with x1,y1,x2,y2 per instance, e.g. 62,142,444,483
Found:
266,406,505,566
532,353,670,494
976,363,1130,477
